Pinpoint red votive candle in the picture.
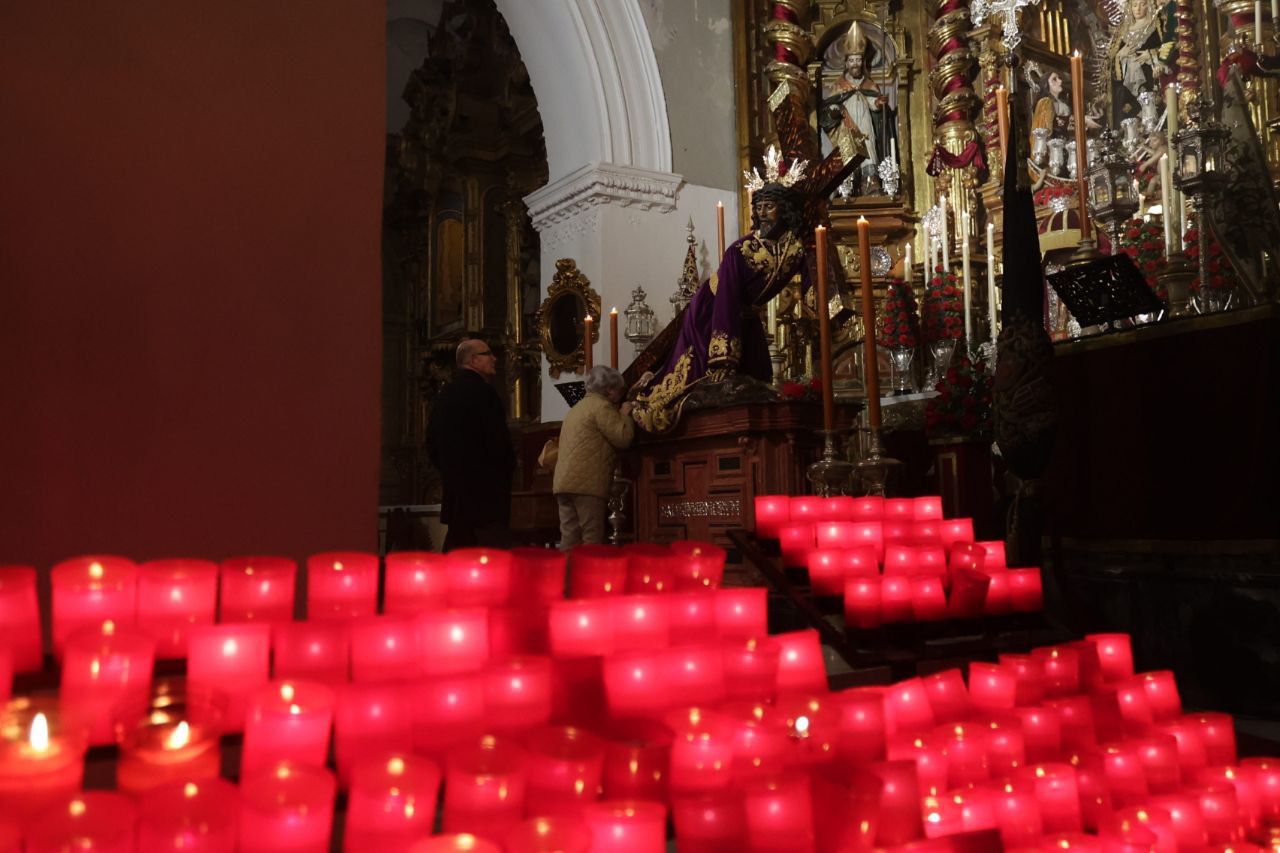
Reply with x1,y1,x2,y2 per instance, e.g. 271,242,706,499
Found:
1189,712,1238,764
884,677,937,736
25,791,136,853
548,598,613,658
807,550,847,597
137,778,239,852
504,816,591,853
218,556,296,624
850,496,884,520
815,521,859,550
383,551,448,614
334,682,414,783
721,700,789,783
818,495,856,521
665,643,725,707
416,608,490,676
1195,782,1243,843
1025,763,1083,832
115,685,225,794
550,657,607,730
776,692,839,770
409,674,485,760
773,629,828,695
753,495,790,539
777,524,816,567
984,715,1028,775
412,835,500,852
672,791,746,850
0,567,42,671
345,754,441,850
239,763,336,853
881,519,913,544
1034,645,1082,697
937,722,991,788
485,656,553,733
1104,805,1177,853
0,700,87,822
880,576,914,624
1195,764,1262,833
1085,633,1135,683
568,545,627,598
834,688,887,765
623,544,674,593
721,636,778,703
883,498,913,520
1114,678,1155,731
667,707,734,795
667,590,718,644
349,615,417,683
789,497,824,524
744,773,815,850
946,568,990,618
1242,757,1280,819
846,521,885,562
940,518,976,549
871,760,923,845
993,785,1043,847
668,541,727,590
976,540,1007,570
909,520,941,546
444,736,528,842
844,577,882,629
272,620,350,683
912,495,943,520
523,725,606,817
1068,639,1105,689
999,653,1047,706
1008,568,1043,612
983,570,1013,614
1139,670,1182,721
1150,793,1209,848
1046,696,1098,751
137,558,219,658
599,718,672,802
910,576,949,621
967,662,1018,714
1098,741,1149,806
242,680,335,775
603,650,670,719
50,555,137,654
947,543,986,573
1135,732,1183,794
188,623,270,729
1156,718,1209,772
510,548,569,603
59,621,156,745
715,587,767,640
490,605,549,659
446,548,512,607
923,669,971,723
1016,706,1064,762
307,552,378,620
611,595,671,652
582,800,666,852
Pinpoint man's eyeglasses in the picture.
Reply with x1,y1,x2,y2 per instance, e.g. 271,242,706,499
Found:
475,350,495,357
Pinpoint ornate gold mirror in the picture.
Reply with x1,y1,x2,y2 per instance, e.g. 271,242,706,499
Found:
537,258,601,378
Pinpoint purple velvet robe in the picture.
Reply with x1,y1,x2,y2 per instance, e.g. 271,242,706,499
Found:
631,230,808,432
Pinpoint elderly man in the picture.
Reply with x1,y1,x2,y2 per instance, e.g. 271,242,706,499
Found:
426,338,515,551
553,365,635,547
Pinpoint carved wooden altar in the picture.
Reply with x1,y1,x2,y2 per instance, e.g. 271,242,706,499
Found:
632,400,859,553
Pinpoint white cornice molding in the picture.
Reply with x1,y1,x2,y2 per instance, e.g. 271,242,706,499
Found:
524,161,684,233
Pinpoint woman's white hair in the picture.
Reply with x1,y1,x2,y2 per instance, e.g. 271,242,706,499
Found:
584,365,626,396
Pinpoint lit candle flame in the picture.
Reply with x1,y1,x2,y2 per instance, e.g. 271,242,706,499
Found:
166,721,191,749
280,683,296,703
30,713,49,751
88,562,105,580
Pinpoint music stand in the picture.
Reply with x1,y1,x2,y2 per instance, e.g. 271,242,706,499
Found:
1046,253,1165,329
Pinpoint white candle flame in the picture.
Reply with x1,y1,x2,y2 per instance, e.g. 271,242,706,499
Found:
30,713,49,751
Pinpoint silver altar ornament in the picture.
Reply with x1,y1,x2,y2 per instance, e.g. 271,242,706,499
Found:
1031,127,1051,167
1121,117,1142,153
1048,138,1067,177
877,155,901,198
623,286,657,348
972,0,1045,50
1138,89,1161,133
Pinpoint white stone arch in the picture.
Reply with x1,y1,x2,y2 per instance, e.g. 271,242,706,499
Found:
493,0,672,181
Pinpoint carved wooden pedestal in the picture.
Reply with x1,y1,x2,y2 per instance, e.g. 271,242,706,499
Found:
631,401,857,553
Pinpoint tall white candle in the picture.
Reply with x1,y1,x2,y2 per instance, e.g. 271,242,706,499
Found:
904,240,913,286
961,237,972,345
1159,154,1174,257
987,222,998,342
925,232,933,277
890,137,898,165
940,195,950,274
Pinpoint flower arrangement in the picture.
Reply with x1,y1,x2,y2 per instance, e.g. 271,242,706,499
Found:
925,355,994,439
1033,184,1076,208
1183,217,1238,294
1117,217,1167,301
921,266,964,343
876,278,920,349
779,376,823,402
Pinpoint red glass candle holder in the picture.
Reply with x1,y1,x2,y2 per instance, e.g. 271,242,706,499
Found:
509,548,568,604
667,590,718,643
664,643,725,708
484,656,553,733
772,629,828,695
1195,764,1262,833
883,678,936,737
1044,696,1098,751
567,545,627,598
883,498,913,520
59,621,156,745
411,835,501,852
1068,639,1105,689
939,518,976,548
623,544,674,593
834,688,887,765
0,699,87,822
548,598,613,658
714,587,767,640
947,542,986,573
814,521,858,550
349,615,417,683
849,496,884,521
844,577,883,630
383,551,448,614
550,657,607,730
667,541,726,590
752,495,790,540
1194,782,1243,844
671,790,746,850
1033,645,1082,697
242,680,335,776
582,800,666,853
0,567,42,672
272,620,350,683
1013,706,1062,763
910,576,948,622
1139,670,1183,722
599,718,672,802
870,760,923,845
137,558,219,658
983,714,1028,775
719,700,789,783
993,786,1043,848
982,569,1013,614
817,496,856,521
968,662,1018,713
238,763,336,853
882,519,913,544
1103,805,1177,853
845,521,885,562
114,682,226,794
976,540,1007,570
490,605,550,659
936,722,992,789
443,736,528,842
788,497,824,525
775,692,839,770
1188,712,1237,764
721,636,778,703
744,773,815,850
1085,633,1135,683
1149,793,1209,848
1023,763,1083,833
912,495,943,520
1007,568,1043,612
922,669,970,723
50,555,138,654
446,548,512,607
345,754,441,850
880,576,913,624
946,568,990,619
307,552,378,621
137,778,239,852
187,623,271,729
603,650,670,719
666,707,734,795
334,682,414,783
1242,756,1280,819
777,523,816,567
611,595,671,652
504,816,591,853
523,726,606,817
1134,732,1182,794
806,550,845,597
409,674,485,761
218,556,296,624
416,608,490,676
1096,740,1149,807
25,791,136,853
998,653,1047,706
908,520,941,547
1156,718,1209,772
1114,678,1155,731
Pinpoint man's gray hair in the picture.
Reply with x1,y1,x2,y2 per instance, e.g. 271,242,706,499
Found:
456,339,482,367
584,365,626,397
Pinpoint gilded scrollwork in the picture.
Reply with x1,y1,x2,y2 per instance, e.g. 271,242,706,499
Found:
536,258,601,379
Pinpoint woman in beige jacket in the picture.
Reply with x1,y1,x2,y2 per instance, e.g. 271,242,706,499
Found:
553,366,635,547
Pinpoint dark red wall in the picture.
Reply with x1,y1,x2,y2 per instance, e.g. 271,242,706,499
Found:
0,3,384,570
